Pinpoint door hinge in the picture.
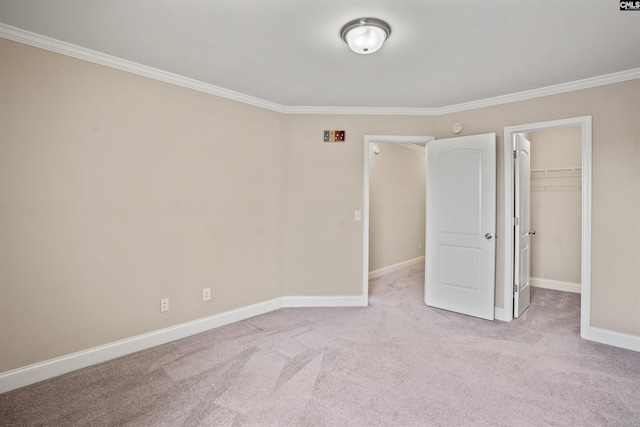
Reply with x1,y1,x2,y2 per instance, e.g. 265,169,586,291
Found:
513,150,518,159
514,217,519,226
514,283,518,293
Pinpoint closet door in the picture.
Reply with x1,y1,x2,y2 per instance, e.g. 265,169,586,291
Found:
514,134,532,317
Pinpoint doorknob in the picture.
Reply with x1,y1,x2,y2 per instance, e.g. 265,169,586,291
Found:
529,230,536,235
484,233,494,239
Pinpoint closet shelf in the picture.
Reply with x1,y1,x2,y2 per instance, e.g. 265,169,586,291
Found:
531,167,581,191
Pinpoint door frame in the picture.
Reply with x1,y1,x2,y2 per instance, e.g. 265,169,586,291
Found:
362,135,434,302
502,116,592,339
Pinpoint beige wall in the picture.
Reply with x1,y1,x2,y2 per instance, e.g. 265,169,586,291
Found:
1,38,639,374
530,127,582,169
529,127,582,284
435,82,640,335
0,39,286,372
281,115,436,296
369,144,426,272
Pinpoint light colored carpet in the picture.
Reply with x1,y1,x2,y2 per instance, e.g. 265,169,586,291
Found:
2,264,640,426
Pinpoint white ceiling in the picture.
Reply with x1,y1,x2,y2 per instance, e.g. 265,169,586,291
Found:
1,0,639,109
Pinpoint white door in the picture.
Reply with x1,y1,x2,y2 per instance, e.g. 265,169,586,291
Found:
425,133,497,320
514,134,532,317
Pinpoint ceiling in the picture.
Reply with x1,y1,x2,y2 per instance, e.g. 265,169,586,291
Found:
1,0,639,109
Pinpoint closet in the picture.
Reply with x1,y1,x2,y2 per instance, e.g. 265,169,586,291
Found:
529,127,582,293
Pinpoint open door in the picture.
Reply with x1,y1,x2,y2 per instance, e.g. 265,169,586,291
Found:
514,134,532,317
425,133,496,320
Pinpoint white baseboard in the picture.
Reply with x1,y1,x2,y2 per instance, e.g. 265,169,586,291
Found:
5,292,636,394
368,256,425,280
586,327,640,352
531,277,581,294
493,307,509,321
283,295,368,307
0,294,369,394
0,297,284,394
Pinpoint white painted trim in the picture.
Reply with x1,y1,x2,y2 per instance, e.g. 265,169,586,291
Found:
1,24,638,116
363,135,434,306
369,256,425,280
588,327,640,353
0,293,372,394
503,116,592,340
434,69,640,115
281,106,439,116
579,120,593,341
282,295,367,307
530,277,581,294
494,307,508,321
0,24,286,114
0,298,284,394
2,299,635,397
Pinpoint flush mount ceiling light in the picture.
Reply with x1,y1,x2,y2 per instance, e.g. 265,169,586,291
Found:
340,18,391,55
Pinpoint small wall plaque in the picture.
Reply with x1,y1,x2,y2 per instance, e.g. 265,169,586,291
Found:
324,130,345,143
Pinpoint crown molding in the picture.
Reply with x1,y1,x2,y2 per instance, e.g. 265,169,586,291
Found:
434,68,640,116
2,23,639,116
280,106,439,116
0,24,287,114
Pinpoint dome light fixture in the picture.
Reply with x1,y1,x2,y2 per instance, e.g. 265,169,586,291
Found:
340,18,391,55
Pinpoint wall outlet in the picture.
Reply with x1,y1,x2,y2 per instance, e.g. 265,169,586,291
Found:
418,242,422,249
160,298,169,312
202,287,211,301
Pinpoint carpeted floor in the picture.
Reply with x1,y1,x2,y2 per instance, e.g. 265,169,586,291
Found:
2,264,639,426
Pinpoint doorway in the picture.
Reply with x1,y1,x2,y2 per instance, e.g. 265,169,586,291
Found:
503,116,592,339
362,135,433,300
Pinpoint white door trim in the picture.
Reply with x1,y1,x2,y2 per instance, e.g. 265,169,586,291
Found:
363,135,434,303
502,116,592,339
